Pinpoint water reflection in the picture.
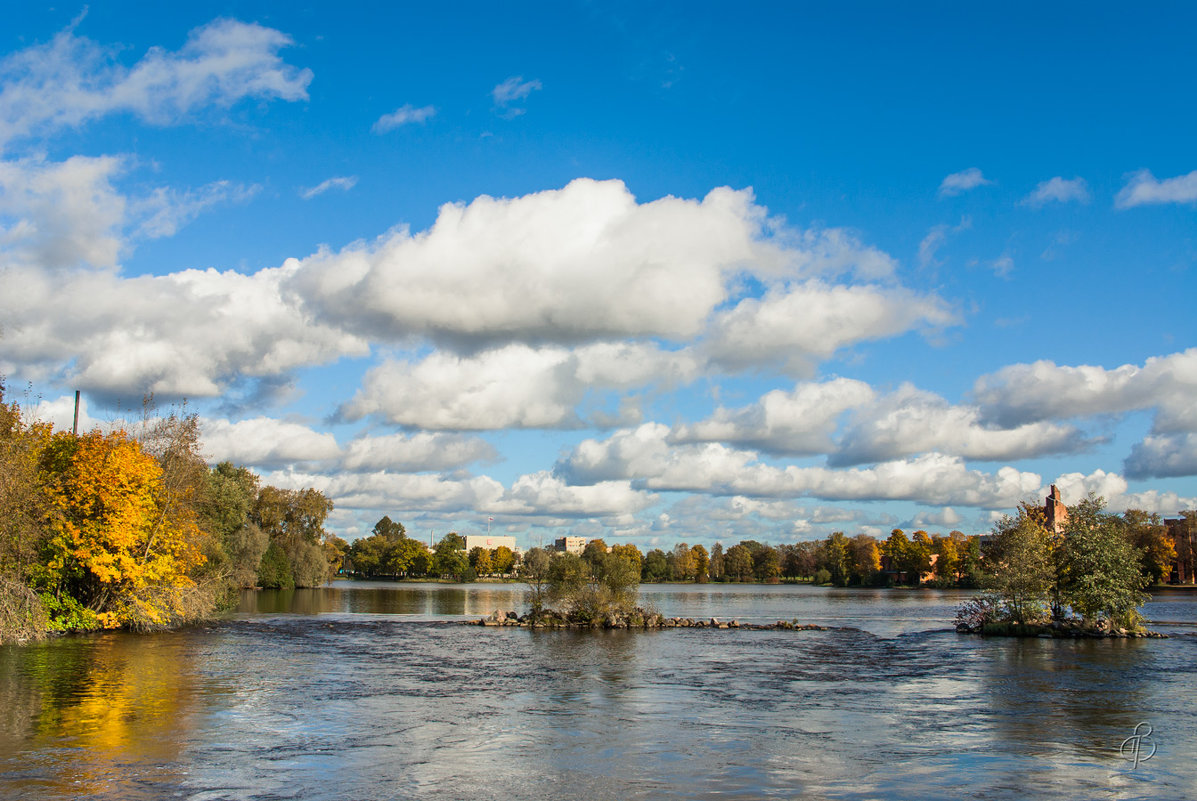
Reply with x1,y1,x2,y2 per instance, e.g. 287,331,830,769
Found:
0,632,200,799
0,584,1192,800
241,582,531,618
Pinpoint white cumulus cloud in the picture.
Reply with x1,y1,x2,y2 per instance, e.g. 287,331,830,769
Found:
831,383,1092,466
702,281,956,375
0,260,369,399
342,432,498,472
343,342,698,430
200,416,342,467
672,377,875,454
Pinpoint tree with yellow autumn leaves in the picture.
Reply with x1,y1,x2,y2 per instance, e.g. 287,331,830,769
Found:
0,383,335,642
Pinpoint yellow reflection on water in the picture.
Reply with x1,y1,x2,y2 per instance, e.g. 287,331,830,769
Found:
8,632,196,798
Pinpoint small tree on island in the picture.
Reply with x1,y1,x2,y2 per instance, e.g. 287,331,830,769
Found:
1057,496,1149,629
523,547,640,625
961,494,1151,634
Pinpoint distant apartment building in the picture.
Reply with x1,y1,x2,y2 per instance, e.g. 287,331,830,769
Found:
463,535,519,554
553,536,586,555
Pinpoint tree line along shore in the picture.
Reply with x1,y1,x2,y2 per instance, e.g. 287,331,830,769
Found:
0,385,345,643
3,382,1194,642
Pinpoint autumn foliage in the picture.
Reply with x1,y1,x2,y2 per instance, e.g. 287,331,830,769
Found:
0,383,335,641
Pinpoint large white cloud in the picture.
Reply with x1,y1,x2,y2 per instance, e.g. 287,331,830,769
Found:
200,416,341,467
673,377,875,454
831,383,1091,465
702,281,956,375
342,342,700,430
289,178,768,345
0,261,369,398
342,432,498,472
1052,469,1197,515
288,179,928,350
262,466,653,521
0,154,126,270
264,468,505,513
490,471,657,517
0,18,311,148
558,424,1043,508
1124,433,1197,480
973,349,1197,432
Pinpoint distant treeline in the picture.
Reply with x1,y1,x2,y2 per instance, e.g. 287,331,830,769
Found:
0,384,340,642
342,521,985,586
346,511,1185,593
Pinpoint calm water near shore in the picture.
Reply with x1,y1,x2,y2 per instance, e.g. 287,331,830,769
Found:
1,582,1194,800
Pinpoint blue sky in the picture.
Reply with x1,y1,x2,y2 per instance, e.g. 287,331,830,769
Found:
1,3,1194,547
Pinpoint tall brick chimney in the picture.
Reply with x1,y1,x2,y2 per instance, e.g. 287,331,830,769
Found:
1045,484,1068,534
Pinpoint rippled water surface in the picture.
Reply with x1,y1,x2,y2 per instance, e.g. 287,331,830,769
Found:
2,583,1194,800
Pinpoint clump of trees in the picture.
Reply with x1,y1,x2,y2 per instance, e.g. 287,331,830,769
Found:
341,521,520,582
0,385,336,642
520,541,641,626
960,495,1161,634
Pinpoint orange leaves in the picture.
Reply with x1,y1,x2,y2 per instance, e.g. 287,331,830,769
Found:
40,429,203,628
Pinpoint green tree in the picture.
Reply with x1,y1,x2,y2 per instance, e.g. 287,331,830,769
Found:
257,541,294,590
372,515,406,541
883,529,913,584
931,535,960,585
752,544,781,581
432,533,468,580
724,544,754,581
387,537,426,576
252,486,333,587
708,542,725,581
228,522,268,588
544,548,640,622
1058,496,1149,628
985,509,1054,623
642,549,669,581
581,539,609,570
910,531,935,583
521,547,551,618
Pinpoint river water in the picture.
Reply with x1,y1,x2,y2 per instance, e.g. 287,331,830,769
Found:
1,582,1194,800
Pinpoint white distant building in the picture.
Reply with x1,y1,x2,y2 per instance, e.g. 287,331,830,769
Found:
463,535,519,554
553,536,586,555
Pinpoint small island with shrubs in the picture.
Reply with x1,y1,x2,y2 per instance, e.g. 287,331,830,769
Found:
954,491,1168,639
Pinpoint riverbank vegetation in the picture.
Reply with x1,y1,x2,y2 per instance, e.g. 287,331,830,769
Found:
956,496,1165,636
0,385,337,642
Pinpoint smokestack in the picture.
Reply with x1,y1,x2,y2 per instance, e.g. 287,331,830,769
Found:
72,391,80,435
